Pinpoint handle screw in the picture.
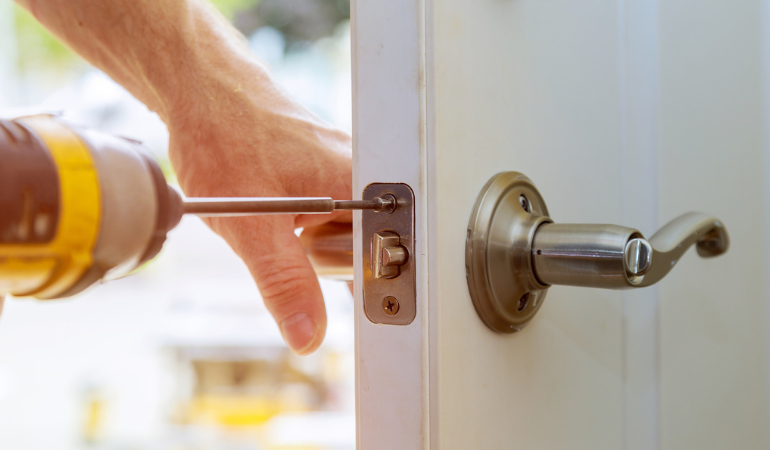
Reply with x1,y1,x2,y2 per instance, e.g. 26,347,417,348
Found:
624,238,653,277
383,296,400,315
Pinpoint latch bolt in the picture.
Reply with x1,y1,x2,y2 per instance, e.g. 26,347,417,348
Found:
373,231,408,279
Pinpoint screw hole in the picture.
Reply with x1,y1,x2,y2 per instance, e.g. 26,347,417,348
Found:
517,293,530,312
519,194,531,213
536,249,542,255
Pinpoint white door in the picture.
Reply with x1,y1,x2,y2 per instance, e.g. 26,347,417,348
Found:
352,0,770,449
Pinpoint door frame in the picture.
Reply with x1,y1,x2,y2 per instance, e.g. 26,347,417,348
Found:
351,0,430,449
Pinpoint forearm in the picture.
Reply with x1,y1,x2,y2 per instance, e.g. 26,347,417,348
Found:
15,0,271,124
15,0,353,355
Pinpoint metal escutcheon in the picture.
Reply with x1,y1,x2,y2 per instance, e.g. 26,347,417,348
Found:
465,172,552,333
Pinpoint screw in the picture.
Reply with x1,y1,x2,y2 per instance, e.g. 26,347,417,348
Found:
383,296,400,315
374,194,397,213
519,194,531,213
624,238,653,277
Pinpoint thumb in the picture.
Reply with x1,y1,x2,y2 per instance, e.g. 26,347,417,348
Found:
223,216,327,355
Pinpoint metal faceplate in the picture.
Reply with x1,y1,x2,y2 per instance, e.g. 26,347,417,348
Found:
362,183,416,325
466,172,552,333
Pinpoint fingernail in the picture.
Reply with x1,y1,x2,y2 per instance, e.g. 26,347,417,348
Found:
280,313,316,354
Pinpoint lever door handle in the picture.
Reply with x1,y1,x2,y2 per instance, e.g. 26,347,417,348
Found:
532,212,729,289
299,222,354,281
466,172,730,334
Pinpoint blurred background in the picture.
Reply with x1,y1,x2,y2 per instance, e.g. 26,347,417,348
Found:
0,1,355,449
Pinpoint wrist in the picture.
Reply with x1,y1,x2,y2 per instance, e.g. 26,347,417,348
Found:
159,48,271,127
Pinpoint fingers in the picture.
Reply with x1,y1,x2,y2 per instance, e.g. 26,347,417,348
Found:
222,216,327,355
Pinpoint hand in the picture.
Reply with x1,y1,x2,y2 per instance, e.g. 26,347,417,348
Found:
12,0,350,354
167,70,352,355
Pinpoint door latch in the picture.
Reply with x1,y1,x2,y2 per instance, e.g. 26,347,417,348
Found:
362,183,416,325
373,231,409,279
298,183,416,326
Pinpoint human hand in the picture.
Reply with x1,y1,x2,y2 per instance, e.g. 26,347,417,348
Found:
12,0,351,354
167,69,352,355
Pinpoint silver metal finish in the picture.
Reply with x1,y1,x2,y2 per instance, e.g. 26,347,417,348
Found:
624,238,653,278
335,196,396,212
373,231,408,279
532,213,728,289
184,197,335,215
634,212,729,287
466,172,552,333
532,224,644,289
183,197,392,216
466,172,730,334
383,246,408,267
363,183,416,325
298,222,354,281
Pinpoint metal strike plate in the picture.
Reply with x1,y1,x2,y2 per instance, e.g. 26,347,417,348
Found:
362,183,416,325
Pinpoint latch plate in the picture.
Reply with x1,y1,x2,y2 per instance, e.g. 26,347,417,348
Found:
362,183,416,325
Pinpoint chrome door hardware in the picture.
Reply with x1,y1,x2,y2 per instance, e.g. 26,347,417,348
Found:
373,231,409,279
466,172,730,334
299,183,415,325
363,183,416,325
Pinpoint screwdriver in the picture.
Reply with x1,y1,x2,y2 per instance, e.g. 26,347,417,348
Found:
0,115,376,299
183,196,395,216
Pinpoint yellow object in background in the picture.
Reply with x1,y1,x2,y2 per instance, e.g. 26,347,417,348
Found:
80,386,105,444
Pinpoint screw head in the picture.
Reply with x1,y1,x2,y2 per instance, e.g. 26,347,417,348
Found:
374,194,397,213
519,194,531,213
624,238,653,277
382,296,400,315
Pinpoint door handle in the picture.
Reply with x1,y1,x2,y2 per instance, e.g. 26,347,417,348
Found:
532,212,728,289
466,172,730,333
299,222,354,281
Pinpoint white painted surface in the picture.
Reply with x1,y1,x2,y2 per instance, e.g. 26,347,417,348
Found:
353,0,770,448
351,0,428,449
619,1,661,448
429,1,625,449
658,1,769,448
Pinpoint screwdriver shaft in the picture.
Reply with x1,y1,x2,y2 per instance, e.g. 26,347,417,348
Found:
334,199,390,211
183,196,394,216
